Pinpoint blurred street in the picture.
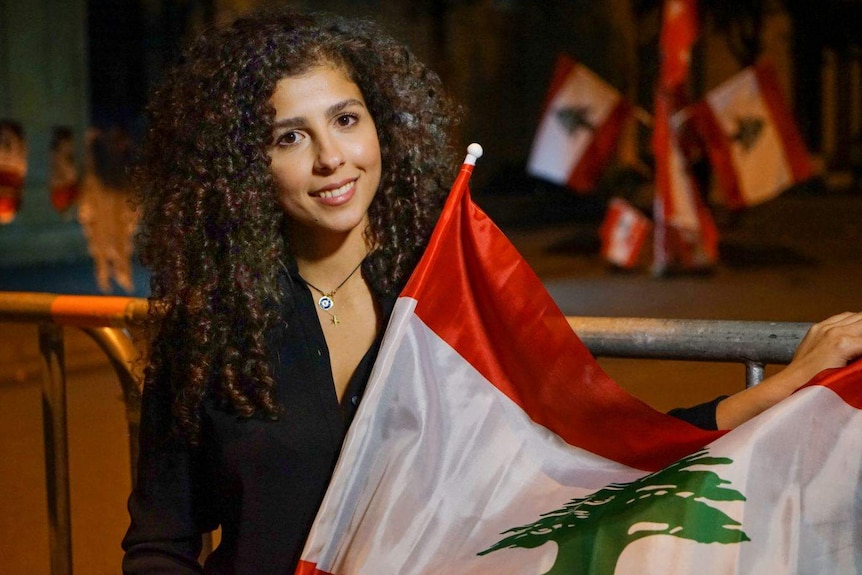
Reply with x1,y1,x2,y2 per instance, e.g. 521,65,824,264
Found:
0,185,860,573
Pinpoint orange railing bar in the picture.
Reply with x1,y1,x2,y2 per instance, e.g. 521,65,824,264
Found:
0,292,148,575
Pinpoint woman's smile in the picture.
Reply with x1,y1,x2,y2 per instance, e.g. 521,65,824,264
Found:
312,177,357,203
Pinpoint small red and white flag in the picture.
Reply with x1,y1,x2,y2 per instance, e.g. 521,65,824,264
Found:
691,61,814,210
599,197,652,269
652,96,718,272
527,54,632,193
295,147,862,574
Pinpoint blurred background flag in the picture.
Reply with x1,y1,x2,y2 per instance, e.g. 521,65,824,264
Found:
0,119,27,225
652,0,717,273
526,54,632,193
658,0,699,91
691,61,814,210
652,99,719,272
599,197,652,269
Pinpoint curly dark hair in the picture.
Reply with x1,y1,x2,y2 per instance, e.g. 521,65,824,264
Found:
135,8,461,443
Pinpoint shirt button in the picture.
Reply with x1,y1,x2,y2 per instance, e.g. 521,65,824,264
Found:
351,395,360,406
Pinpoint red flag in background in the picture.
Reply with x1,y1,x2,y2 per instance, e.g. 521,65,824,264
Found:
652,0,717,273
658,0,699,92
691,61,814,210
652,99,719,272
599,197,652,269
527,54,632,193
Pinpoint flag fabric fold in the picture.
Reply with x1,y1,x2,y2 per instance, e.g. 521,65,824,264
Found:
690,61,814,210
527,54,632,193
295,152,862,574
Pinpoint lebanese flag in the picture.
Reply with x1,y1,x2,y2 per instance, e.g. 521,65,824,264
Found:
652,0,715,271
599,197,652,269
527,54,632,193
652,95,718,272
691,61,814,210
296,150,862,575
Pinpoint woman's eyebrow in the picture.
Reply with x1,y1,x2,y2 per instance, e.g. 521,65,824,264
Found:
326,98,366,117
272,99,366,129
272,116,304,130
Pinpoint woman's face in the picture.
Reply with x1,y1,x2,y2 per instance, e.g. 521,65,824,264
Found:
268,65,382,242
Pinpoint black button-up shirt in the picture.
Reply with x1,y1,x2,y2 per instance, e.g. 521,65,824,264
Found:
123,263,394,574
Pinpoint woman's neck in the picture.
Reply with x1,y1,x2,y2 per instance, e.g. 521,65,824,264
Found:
288,225,370,287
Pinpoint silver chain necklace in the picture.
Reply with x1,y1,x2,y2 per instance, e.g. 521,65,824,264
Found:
298,259,364,325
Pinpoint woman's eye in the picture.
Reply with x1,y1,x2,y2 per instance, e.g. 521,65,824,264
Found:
336,113,358,128
275,131,302,146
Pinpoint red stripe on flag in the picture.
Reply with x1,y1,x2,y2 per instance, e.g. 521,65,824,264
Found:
539,53,578,119
690,100,746,210
753,61,814,183
401,178,723,472
803,357,862,410
295,560,334,575
567,99,632,192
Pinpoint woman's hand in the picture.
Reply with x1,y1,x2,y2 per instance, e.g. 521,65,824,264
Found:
787,312,862,384
715,312,862,430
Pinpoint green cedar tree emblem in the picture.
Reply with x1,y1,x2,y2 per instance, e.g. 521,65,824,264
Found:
731,115,765,152
478,449,749,575
556,106,595,135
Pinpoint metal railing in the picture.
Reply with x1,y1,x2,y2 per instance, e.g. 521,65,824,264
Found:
567,317,811,388
0,292,147,575
0,291,812,575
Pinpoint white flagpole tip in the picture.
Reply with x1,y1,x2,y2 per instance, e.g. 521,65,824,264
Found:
465,143,483,165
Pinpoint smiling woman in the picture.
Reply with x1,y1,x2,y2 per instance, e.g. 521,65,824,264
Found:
121,8,460,574
119,6,862,575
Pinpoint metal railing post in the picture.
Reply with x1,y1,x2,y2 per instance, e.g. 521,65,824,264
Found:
38,322,73,575
83,326,143,483
745,361,766,388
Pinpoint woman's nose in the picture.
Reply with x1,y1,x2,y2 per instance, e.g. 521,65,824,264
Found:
314,135,345,173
